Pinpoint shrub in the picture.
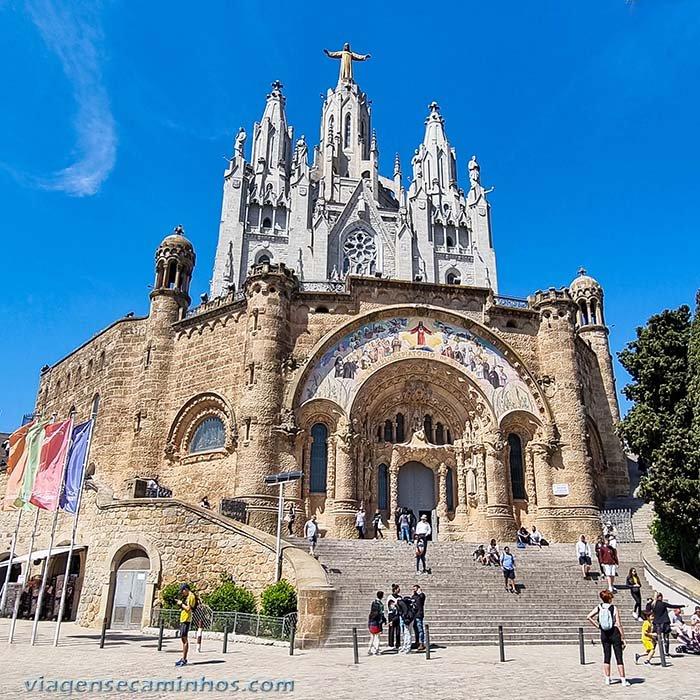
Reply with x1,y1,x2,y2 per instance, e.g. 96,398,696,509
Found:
261,579,297,618
160,581,196,609
204,575,256,613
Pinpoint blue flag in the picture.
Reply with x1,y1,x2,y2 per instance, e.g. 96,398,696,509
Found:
59,421,93,514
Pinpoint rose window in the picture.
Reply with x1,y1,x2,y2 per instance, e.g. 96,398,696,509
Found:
342,229,377,275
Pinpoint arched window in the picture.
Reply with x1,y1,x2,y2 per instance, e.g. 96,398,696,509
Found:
579,300,589,326
344,114,351,148
435,422,445,445
310,423,328,493
91,393,100,417
446,429,452,444
167,260,177,288
590,299,598,325
508,433,527,500
446,235,454,248
262,217,272,230
446,467,455,511
377,463,388,510
396,413,405,443
189,416,226,454
328,114,335,137
377,425,382,442
383,419,394,443
256,253,271,265
446,270,461,285
423,415,433,442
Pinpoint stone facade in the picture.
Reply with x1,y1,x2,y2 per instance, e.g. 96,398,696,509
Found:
0,52,628,638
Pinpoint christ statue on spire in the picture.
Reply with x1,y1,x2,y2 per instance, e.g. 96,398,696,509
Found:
323,43,371,83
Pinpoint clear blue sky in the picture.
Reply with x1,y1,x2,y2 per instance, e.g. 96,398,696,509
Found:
2,0,699,431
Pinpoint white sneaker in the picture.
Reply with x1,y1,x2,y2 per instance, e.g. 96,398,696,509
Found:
604,677,612,685
621,679,631,687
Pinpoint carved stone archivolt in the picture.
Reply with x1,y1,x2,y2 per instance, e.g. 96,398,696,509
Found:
165,392,236,463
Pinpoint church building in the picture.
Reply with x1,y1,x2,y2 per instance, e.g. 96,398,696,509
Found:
0,47,628,637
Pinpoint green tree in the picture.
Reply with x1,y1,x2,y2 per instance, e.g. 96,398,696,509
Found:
618,303,700,575
160,581,196,609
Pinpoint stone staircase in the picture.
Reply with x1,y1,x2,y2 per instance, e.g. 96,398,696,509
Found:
295,538,651,648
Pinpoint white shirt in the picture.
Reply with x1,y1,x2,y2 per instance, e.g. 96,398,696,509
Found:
576,541,591,557
355,511,366,526
304,519,318,538
415,521,431,536
531,530,542,543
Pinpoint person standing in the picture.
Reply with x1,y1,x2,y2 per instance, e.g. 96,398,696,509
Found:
414,534,428,574
304,514,319,557
594,535,605,575
386,584,401,650
397,595,414,654
398,509,411,543
175,584,196,667
411,584,426,652
576,535,592,579
372,511,384,539
415,514,432,551
650,592,685,655
367,591,385,656
587,589,630,686
599,537,619,592
355,507,367,539
626,568,643,621
501,546,517,593
284,504,296,536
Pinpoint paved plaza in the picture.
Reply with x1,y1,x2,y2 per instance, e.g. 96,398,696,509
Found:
1,621,697,700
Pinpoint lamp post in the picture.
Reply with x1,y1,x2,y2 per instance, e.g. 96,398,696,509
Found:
264,471,303,581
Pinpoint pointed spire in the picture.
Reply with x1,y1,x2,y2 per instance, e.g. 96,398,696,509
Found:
394,153,401,177
370,129,378,153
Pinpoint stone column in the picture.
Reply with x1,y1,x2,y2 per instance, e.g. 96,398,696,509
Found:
389,452,400,534
456,448,467,515
524,443,538,507
331,418,357,538
484,432,517,539
436,462,448,517
475,446,487,514
326,435,336,502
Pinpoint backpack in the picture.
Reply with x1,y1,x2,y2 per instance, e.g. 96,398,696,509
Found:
599,604,615,631
397,596,417,624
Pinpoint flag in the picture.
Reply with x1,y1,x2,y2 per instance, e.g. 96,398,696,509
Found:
29,420,72,511
13,421,47,511
1,421,35,510
59,421,93,514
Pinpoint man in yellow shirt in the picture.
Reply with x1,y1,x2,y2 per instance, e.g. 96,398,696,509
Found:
635,612,657,666
175,584,196,667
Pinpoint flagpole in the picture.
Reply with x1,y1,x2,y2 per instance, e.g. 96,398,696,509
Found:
8,507,40,644
30,417,74,646
0,509,22,616
53,417,95,646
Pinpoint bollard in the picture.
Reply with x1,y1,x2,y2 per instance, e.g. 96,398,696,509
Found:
658,635,667,667
352,627,359,664
99,618,108,649
157,618,165,652
289,624,296,656
425,623,431,660
578,627,585,665
222,623,229,654
498,625,505,662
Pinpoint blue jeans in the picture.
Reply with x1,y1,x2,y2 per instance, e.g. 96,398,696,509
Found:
401,525,411,542
414,617,424,644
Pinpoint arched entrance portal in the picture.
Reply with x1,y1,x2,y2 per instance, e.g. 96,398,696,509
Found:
111,549,150,630
398,462,436,522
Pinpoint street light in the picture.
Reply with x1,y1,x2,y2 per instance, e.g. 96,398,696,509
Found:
264,471,303,581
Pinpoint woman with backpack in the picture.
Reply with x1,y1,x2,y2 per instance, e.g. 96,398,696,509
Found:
586,589,631,687
367,591,386,656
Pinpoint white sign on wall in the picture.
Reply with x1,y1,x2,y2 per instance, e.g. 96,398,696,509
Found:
552,483,570,497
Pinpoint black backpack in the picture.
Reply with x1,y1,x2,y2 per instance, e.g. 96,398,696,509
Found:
397,596,417,624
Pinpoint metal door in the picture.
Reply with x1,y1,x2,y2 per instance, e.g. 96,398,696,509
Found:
398,461,436,515
111,570,148,629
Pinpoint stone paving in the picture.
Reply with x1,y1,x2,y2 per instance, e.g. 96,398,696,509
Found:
1,621,697,700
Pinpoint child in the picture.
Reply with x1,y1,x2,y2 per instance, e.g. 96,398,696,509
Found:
635,612,657,666
473,544,487,565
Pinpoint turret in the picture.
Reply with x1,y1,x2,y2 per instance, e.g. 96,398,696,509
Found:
151,225,195,322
